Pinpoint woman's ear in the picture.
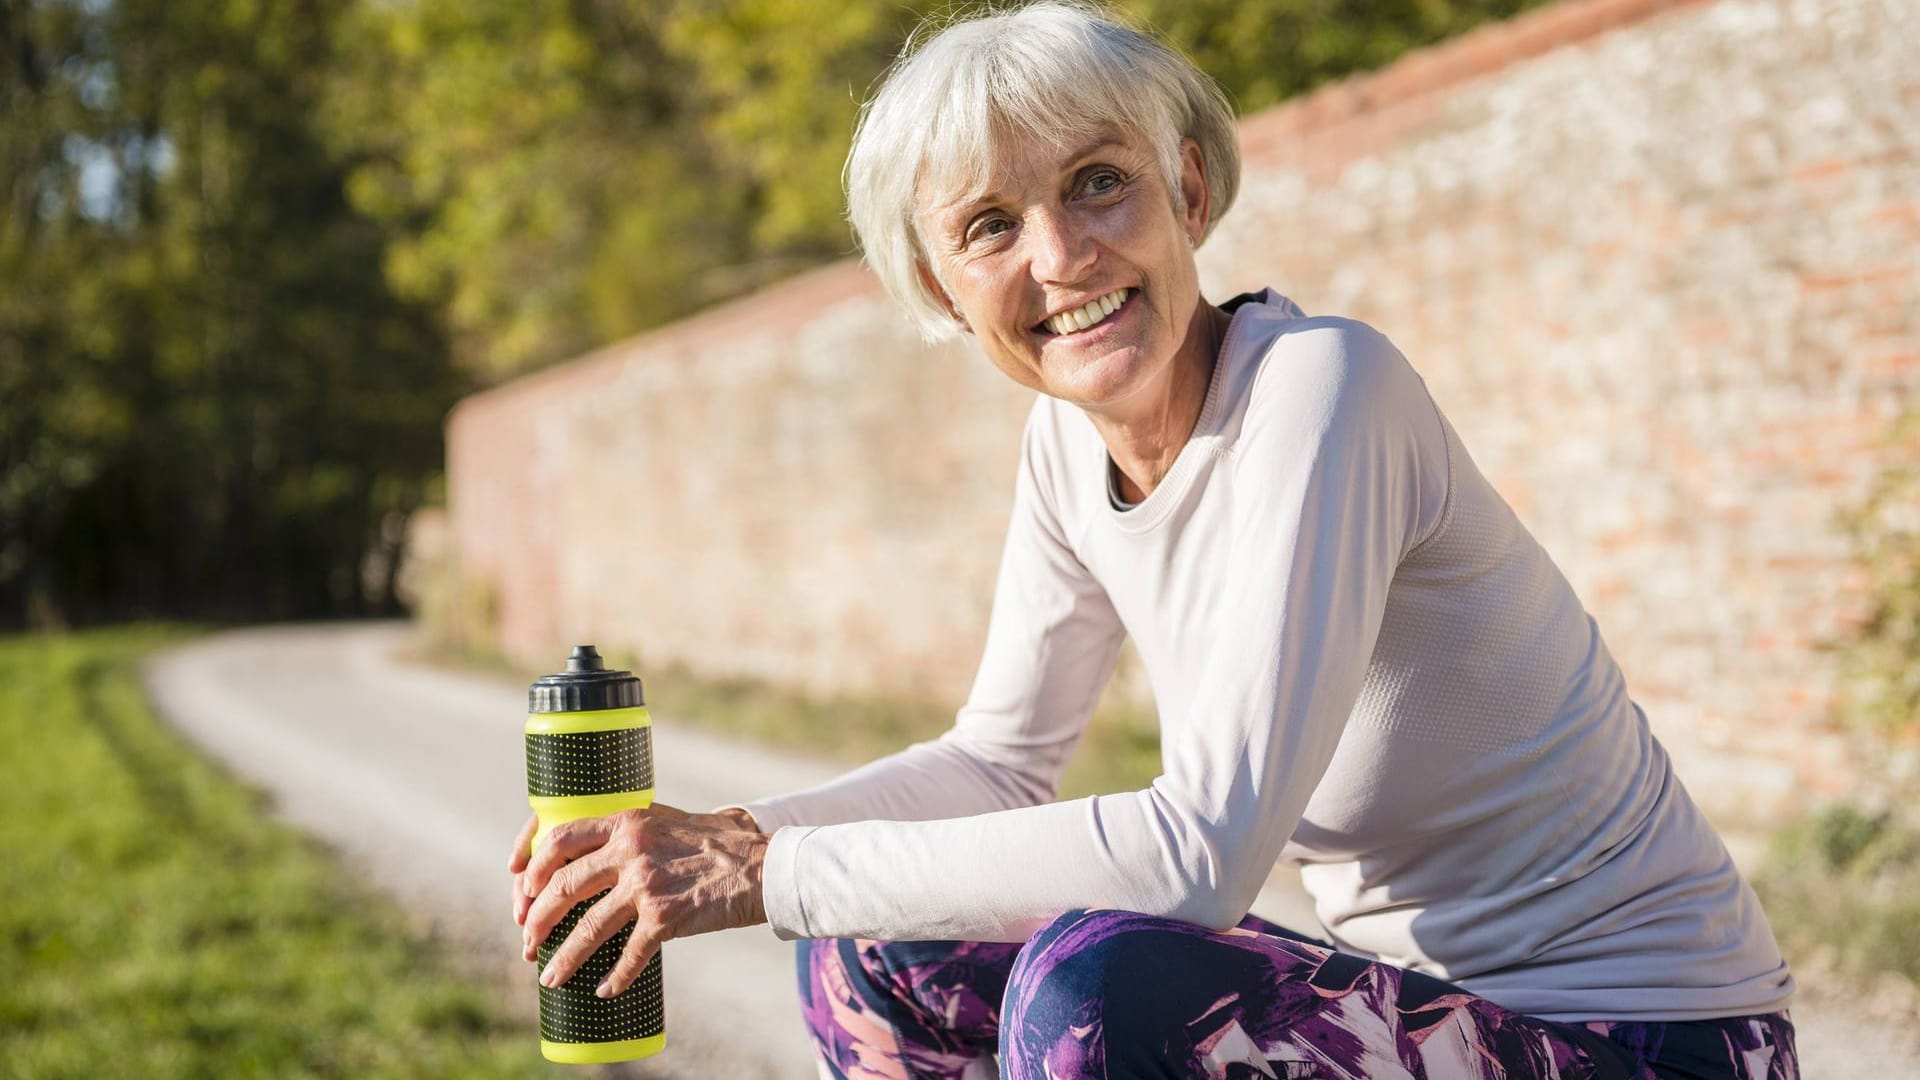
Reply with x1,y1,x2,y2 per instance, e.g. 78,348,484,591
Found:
915,260,971,333
1178,137,1209,246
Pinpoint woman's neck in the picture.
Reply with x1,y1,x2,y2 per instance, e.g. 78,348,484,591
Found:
1090,297,1231,504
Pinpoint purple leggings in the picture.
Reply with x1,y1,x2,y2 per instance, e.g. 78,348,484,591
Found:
795,908,1797,1079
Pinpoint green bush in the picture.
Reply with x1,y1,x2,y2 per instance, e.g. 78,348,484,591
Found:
1755,803,1920,984
1831,408,1920,742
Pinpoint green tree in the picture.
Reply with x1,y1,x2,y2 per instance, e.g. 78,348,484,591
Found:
0,0,460,627
324,0,765,381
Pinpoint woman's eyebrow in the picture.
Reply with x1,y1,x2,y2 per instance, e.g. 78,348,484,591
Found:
1061,138,1127,168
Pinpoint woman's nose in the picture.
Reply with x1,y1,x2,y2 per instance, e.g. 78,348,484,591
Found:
1024,208,1096,284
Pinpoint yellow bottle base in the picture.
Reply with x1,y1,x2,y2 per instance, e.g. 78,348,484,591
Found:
540,1033,666,1063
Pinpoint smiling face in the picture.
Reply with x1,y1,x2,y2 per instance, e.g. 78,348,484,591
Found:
914,127,1215,416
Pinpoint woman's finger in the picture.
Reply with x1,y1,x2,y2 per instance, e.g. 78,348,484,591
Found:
524,854,620,955
596,924,664,999
539,888,639,990
513,873,533,931
522,815,616,898
506,813,538,873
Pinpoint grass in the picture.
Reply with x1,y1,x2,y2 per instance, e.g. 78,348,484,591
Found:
0,625,552,1079
1752,802,1920,986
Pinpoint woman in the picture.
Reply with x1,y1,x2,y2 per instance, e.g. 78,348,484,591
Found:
509,3,1798,1077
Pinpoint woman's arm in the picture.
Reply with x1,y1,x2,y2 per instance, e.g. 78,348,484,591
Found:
760,318,1452,943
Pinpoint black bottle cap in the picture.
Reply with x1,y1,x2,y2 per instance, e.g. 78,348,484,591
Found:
528,644,644,713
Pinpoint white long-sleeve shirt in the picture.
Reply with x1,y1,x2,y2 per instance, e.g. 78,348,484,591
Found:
736,288,1794,1023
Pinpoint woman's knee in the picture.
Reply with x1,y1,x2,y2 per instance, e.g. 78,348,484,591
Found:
1004,910,1221,1076
1000,908,1327,1076
1005,909,1193,1018
1007,909,1129,994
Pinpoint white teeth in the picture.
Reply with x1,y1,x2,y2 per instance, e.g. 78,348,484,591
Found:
1045,288,1129,335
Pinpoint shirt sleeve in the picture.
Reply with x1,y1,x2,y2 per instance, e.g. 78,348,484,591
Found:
729,400,1128,833
761,319,1452,943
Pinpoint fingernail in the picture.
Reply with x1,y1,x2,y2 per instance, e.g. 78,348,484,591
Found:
539,968,556,988
595,980,612,998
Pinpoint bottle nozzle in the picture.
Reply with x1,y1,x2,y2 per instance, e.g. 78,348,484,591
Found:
529,644,641,712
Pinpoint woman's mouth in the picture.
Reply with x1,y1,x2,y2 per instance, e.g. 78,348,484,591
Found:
1034,288,1135,338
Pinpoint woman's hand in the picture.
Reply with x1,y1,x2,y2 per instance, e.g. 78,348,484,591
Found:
505,803,768,998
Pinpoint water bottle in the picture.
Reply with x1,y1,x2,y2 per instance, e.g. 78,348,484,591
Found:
526,644,665,1064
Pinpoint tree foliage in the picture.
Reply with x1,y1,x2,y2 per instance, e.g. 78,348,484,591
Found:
2,0,460,627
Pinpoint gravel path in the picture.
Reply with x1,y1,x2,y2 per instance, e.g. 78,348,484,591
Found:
141,622,1913,1077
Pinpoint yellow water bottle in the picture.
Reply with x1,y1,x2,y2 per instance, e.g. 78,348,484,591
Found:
526,644,665,1064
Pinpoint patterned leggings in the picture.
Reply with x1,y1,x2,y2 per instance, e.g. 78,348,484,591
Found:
795,908,1798,1080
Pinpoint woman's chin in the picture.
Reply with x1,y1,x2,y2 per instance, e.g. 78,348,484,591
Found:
1042,345,1158,409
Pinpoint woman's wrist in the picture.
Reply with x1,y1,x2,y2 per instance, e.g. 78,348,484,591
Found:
742,830,769,926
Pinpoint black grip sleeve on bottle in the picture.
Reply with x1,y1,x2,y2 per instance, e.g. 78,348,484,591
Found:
525,728,655,797
536,890,666,1044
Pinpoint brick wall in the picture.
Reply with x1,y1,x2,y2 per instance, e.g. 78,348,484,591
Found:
445,0,1919,827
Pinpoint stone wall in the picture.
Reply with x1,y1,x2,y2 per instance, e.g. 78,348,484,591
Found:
445,0,1919,826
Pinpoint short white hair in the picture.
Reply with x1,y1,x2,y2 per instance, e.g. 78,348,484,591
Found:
845,1,1242,343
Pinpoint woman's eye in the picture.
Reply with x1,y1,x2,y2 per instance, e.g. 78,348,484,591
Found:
969,217,1013,244
1084,170,1122,195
